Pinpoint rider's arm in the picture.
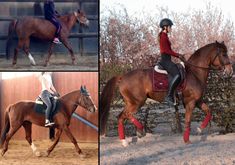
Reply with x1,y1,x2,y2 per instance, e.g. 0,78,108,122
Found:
41,77,55,94
160,33,179,58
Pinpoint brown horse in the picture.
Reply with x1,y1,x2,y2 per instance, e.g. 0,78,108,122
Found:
100,41,233,146
0,86,97,156
6,9,89,66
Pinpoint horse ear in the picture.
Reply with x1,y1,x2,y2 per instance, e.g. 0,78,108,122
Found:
84,85,86,89
77,9,80,13
215,40,218,44
221,41,225,44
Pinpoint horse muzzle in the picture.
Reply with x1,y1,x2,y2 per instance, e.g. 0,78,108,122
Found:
88,105,97,113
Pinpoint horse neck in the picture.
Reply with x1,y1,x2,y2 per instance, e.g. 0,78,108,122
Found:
60,13,77,31
60,90,81,116
187,45,213,84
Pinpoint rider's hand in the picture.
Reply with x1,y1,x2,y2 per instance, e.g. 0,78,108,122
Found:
178,54,186,62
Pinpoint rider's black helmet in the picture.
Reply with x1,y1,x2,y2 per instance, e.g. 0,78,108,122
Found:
159,18,173,28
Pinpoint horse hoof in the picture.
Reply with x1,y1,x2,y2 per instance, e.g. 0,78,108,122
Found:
78,153,86,159
44,62,49,67
121,139,129,147
137,129,146,138
72,61,77,65
34,151,41,157
46,150,51,157
185,140,192,145
197,127,202,134
1,150,5,157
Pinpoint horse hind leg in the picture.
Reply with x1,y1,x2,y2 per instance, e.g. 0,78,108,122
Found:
13,38,24,66
23,39,36,66
117,104,145,147
1,123,22,156
22,122,41,157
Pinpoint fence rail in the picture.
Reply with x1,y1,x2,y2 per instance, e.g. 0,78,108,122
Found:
0,1,98,56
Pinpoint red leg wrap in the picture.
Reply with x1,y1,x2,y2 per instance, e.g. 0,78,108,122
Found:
200,113,212,129
183,127,190,142
130,117,143,130
118,122,125,139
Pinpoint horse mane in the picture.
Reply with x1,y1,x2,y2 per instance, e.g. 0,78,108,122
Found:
188,41,227,61
60,90,80,100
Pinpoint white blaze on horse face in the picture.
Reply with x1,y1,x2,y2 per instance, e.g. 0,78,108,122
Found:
28,53,36,65
89,96,97,111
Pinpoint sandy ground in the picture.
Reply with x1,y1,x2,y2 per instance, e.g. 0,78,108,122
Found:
0,140,98,165
100,132,235,165
0,54,98,71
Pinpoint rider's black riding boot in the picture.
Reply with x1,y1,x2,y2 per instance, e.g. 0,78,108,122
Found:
165,74,181,106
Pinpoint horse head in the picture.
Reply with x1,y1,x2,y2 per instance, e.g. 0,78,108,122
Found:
210,41,233,77
74,9,89,26
79,85,97,112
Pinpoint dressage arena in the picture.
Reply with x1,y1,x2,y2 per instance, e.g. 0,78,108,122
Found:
0,72,98,164
0,1,98,70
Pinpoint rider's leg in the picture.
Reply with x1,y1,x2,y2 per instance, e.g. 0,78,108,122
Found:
40,91,54,126
159,54,181,105
50,17,62,44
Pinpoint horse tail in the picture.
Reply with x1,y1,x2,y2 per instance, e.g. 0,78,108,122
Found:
6,19,17,59
100,76,121,135
0,106,11,148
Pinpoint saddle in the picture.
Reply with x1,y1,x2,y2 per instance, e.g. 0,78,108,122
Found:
151,62,186,92
34,96,60,120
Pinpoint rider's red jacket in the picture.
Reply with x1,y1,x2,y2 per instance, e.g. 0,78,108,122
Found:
159,32,179,58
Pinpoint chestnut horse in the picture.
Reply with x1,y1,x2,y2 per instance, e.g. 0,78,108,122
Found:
100,41,233,146
6,9,89,66
0,86,97,156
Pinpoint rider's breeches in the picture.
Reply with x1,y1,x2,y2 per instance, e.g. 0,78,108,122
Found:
40,90,52,120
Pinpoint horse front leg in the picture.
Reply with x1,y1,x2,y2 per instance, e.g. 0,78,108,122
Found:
61,38,76,65
47,128,62,156
197,102,212,133
63,126,84,157
183,101,195,144
44,42,55,67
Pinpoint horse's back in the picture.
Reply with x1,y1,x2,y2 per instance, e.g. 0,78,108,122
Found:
16,17,56,39
10,101,35,112
119,68,152,97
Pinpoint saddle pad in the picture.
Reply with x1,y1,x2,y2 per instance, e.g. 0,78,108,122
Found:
34,98,60,118
151,69,186,92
